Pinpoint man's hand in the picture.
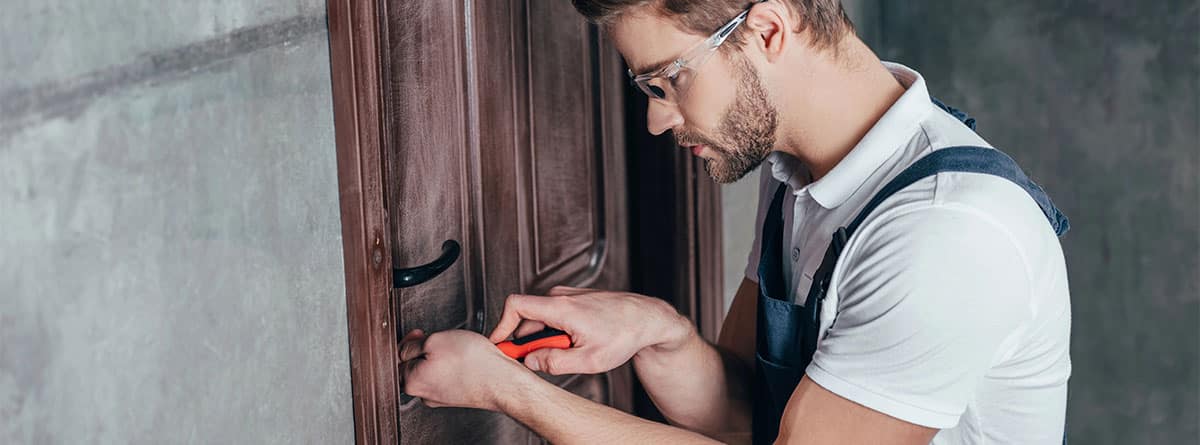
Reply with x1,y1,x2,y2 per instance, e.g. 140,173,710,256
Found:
487,286,693,375
397,327,722,445
398,329,533,411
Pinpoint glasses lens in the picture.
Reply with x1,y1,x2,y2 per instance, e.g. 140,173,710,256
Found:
637,60,704,103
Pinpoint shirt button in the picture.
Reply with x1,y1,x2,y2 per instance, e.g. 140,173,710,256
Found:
791,247,801,262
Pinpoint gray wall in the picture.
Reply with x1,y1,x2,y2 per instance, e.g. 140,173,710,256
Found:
721,169,759,309
722,1,1199,443
873,1,1198,443
0,1,354,443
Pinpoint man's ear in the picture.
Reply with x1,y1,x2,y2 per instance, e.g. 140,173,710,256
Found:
743,1,792,64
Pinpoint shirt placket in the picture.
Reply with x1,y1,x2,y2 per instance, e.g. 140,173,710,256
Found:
788,193,813,304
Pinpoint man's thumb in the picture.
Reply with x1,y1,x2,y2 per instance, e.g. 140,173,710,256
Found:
523,348,581,375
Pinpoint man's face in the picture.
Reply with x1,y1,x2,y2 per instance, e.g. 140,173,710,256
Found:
609,10,778,184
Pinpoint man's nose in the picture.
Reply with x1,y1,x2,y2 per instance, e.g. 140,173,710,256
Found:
645,100,684,136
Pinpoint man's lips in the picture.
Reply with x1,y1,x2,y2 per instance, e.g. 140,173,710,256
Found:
687,144,706,156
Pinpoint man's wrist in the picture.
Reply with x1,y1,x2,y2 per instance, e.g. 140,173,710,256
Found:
636,298,700,358
493,366,553,416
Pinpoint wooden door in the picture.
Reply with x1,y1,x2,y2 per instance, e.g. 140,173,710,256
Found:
328,0,632,443
386,1,630,443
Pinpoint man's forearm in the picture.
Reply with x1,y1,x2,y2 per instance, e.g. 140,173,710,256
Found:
632,319,753,438
501,371,720,445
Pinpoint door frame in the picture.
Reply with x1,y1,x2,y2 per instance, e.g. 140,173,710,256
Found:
326,0,725,442
327,0,398,443
623,88,726,421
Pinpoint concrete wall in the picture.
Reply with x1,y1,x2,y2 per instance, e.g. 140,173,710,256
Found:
721,0,1198,442
873,1,1198,442
0,1,354,443
720,168,760,308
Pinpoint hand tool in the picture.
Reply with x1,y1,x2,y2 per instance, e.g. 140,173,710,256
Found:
496,328,571,360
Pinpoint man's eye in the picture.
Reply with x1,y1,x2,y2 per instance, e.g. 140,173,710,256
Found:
669,70,691,88
648,85,667,99
667,72,681,86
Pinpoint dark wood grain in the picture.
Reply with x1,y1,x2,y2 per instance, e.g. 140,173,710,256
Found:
694,165,725,342
326,0,398,443
624,93,725,340
623,62,725,422
384,0,473,339
525,0,598,276
330,0,718,442
381,0,633,442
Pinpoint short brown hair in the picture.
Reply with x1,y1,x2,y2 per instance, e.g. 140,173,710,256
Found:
571,0,854,50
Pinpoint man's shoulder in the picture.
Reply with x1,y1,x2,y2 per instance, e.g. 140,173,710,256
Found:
888,111,1055,247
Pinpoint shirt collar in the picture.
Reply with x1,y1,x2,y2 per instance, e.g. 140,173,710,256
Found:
765,150,810,191
768,62,933,209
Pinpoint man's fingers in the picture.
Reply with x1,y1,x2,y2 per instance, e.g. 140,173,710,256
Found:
400,329,425,343
398,332,427,362
399,357,421,392
546,285,596,296
422,399,445,409
487,294,558,343
514,320,546,338
487,297,523,342
523,347,592,375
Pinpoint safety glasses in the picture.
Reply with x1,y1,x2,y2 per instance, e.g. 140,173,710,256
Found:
626,3,756,104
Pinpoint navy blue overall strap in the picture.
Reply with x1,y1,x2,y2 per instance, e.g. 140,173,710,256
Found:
780,145,1071,444
808,147,1071,318
753,101,1069,444
844,146,1070,239
758,184,791,300
932,97,976,131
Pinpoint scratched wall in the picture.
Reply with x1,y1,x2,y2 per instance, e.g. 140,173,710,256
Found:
872,1,1198,442
719,0,1199,442
0,2,354,443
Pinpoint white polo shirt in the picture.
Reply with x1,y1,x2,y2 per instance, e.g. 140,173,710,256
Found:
744,62,1071,444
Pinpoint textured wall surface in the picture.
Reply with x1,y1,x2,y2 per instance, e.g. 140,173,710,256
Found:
719,0,1199,442
874,1,1198,443
0,1,354,443
721,169,759,308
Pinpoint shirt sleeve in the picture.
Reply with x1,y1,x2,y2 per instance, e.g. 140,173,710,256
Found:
805,204,1034,428
744,170,779,283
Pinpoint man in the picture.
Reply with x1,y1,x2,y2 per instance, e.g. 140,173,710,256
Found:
398,0,1072,443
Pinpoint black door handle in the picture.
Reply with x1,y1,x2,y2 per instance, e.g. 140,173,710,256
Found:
393,240,460,289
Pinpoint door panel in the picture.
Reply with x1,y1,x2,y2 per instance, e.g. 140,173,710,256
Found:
526,0,599,278
388,0,473,334
330,0,720,441
513,0,624,294
383,0,629,443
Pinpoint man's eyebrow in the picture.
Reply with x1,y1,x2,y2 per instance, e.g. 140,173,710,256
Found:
629,56,676,76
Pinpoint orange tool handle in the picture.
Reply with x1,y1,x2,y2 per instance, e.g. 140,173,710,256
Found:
497,328,572,360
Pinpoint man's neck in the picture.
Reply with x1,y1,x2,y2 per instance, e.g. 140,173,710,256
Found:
773,38,905,182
